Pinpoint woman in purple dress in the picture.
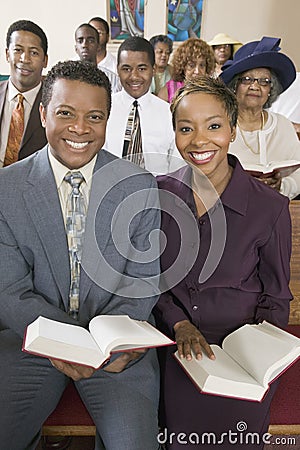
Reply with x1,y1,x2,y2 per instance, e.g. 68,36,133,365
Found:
155,76,292,449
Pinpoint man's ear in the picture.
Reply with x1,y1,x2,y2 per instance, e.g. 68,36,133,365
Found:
39,103,46,128
5,48,9,63
43,54,48,69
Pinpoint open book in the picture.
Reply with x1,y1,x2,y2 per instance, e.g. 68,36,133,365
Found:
23,315,174,369
174,321,300,402
244,160,300,178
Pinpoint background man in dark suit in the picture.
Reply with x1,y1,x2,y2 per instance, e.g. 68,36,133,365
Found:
0,19,48,166
0,60,161,450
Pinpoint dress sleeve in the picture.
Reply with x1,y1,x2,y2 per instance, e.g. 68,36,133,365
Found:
154,291,190,338
255,198,292,327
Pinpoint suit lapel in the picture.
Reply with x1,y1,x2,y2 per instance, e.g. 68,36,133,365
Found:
79,151,126,303
23,148,70,309
0,81,8,123
20,85,43,149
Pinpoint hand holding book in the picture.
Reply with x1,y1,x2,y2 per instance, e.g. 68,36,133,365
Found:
23,315,175,369
50,358,96,381
255,171,281,191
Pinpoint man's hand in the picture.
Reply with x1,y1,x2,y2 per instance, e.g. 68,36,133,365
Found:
103,349,147,373
50,358,95,381
174,320,215,361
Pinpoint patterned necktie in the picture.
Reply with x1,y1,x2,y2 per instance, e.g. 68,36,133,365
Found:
122,100,144,168
64,172,86,319
4,94,25,167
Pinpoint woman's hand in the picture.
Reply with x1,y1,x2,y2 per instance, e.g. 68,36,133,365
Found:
257,172,282,191
173,320,215,361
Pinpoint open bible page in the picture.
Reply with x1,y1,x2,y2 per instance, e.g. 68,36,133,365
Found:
222,324,298,386
89,315,173,355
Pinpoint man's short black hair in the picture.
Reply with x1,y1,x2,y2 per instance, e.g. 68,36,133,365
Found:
89,17,109,35
41,60,111,117
117,37,155,67
6,20,48,56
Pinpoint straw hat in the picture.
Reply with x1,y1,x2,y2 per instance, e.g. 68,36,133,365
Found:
220,36,296,92
208,33,242,54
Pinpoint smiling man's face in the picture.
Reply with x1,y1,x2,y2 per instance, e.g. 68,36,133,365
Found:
6,30,48,92
117,50,154,99
40,78,109,169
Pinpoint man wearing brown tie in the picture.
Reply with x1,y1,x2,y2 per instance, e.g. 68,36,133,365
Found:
0,20,48,167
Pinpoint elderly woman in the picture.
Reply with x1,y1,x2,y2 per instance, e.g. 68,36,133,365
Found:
157,38,214,103
221,36,300,199
208,32,242,77
149,34,173,95
155,76,292,449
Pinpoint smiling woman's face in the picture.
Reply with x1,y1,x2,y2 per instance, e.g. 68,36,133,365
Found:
174,92,235,183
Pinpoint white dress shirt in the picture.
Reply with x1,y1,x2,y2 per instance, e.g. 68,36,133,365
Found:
0,80,41,166
98,51,117,74
104,89,185,176
269,73,300,123
98,65,122,94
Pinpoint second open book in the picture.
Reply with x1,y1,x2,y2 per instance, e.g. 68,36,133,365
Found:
244,160,300,178
23,315,174,369
175,321,300,402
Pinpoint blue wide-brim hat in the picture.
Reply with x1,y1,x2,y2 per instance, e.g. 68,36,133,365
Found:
220,36,296,92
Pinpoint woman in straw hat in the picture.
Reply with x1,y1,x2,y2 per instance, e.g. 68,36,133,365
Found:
208,32,242,77
221,36,300,199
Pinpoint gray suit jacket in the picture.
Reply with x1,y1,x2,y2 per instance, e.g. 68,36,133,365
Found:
0,146,160,338
0,80,47,160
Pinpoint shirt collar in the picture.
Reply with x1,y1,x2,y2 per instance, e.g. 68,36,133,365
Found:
47,146,97,190
220,155,249,216
8,79,42,107
177,155,250,217
120,88,151,108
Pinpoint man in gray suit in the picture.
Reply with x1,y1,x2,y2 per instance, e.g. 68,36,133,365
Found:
0,60,161,449
0,19,48,166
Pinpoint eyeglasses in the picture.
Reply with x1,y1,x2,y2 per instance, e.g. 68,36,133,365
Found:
238,76,272,87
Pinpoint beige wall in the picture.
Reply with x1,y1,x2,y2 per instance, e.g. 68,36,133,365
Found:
202,0,300,70
0,0,298,74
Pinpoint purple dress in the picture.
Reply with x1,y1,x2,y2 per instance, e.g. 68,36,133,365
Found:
155,156,292,449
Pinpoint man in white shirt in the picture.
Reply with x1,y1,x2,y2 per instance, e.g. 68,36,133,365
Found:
89,17,118,74
0,19,48,166
105,36,184,175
